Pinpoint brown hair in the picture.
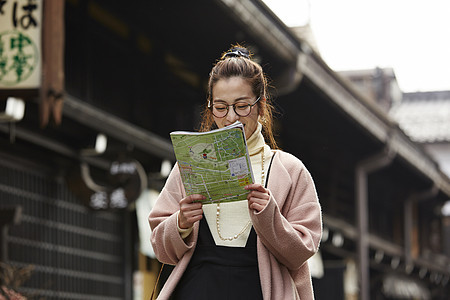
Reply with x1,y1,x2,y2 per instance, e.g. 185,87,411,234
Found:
199,44,279,149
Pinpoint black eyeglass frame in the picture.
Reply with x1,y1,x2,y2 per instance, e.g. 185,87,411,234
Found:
208,96,261,118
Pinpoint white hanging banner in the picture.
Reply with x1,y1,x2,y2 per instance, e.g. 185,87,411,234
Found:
136,189,160,258
0,0,42,89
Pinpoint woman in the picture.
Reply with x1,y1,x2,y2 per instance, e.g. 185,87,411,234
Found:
149,45,322,299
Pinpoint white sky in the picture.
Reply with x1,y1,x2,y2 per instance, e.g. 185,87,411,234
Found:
262,0,450,92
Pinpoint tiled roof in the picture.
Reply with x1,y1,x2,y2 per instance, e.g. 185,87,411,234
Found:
389,91,450,143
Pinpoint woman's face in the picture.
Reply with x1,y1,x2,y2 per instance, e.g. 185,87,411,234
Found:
211,77,261,139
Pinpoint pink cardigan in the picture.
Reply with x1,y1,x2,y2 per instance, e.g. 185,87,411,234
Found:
149,150,322,299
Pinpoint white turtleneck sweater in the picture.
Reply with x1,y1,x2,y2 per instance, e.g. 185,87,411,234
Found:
198,122,273,247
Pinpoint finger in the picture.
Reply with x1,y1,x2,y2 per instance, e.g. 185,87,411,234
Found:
248,197,268,206
188,212,203,221
180,206,203,221
180,201,202,211
179,208,203,228
249,202,265,212
180,196,205,209
245,184,267,193
248,190,270,200
182,194,206,203
182,208,204,218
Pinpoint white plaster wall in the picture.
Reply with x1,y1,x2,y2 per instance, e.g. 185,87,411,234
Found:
424,143,450,179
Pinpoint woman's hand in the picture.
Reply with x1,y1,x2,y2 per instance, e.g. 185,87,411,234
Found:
246,184,270,213
178,194,205,229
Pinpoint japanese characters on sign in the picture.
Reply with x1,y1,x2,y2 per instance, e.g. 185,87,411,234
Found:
0,0,42,89
88,159,147,210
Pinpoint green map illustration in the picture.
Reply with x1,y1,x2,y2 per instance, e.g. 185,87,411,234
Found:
170,124,253,204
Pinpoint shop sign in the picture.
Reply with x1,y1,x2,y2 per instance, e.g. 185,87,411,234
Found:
89,160,147,210
67,157,148,211
0,0,42,88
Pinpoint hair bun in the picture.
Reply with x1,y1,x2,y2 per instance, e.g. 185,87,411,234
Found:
221,46,251,60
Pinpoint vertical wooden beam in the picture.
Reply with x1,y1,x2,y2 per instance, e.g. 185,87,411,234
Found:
443,216,450,257
411,203,420,259
40,0,65,127
356,149,394,300
405,185,439,262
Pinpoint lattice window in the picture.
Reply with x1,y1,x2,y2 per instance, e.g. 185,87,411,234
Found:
0,158,126,300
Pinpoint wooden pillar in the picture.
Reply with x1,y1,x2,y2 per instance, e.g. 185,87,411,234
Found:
40,0,65,127
356,149,394,300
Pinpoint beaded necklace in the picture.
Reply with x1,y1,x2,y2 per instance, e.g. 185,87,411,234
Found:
216,150,265,241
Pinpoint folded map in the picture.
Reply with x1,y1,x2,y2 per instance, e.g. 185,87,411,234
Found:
170,122,254,204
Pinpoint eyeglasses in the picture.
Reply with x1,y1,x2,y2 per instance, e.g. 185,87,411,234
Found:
208,96,261,118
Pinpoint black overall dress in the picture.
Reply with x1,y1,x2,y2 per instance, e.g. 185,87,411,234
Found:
171,219,263,300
